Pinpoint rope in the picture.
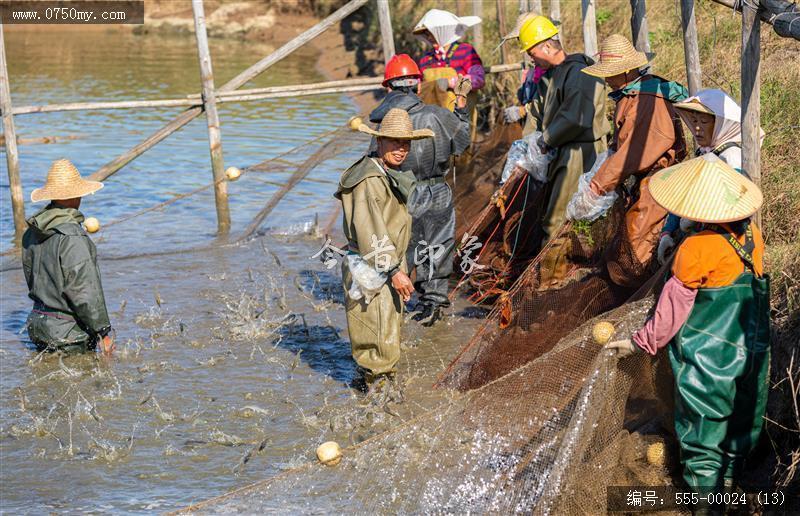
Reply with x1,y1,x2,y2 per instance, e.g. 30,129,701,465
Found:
448,171,529,300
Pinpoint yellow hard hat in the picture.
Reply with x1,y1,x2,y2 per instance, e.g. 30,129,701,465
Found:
518,16,558,53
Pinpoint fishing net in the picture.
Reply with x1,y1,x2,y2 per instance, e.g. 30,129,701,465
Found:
181,293,674,514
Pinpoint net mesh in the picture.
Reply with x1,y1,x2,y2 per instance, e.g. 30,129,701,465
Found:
182,295,673,514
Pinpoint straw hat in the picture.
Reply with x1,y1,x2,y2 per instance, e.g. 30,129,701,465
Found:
357,108,434,140
31,159,103,203
673,98,715,116
648,154,762,223
502,11,537,42
582,34,654,78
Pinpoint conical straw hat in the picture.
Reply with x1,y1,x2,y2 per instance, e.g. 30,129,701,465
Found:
648,153,762,223
673,98,715,116
30,159,104,203
358,108,434,140
582,34,654,78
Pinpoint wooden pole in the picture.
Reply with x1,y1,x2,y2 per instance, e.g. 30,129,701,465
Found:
630,0,651,53
550,0,562,47
376,0,395,63
192,0,230,235
0,22,25,243
581,0,598,57
89,0,370,182
473,0,483,51
680,0,702,95
496,0,508,63
550,0,561,23
519,0,528,14
741,0,762,227
530,0,543,13
709,0,799,40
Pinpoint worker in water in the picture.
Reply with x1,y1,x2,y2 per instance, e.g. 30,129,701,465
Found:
606,154,769,505
657,88,755,265
515,15,609,285
22,159,114,354
570,34,687,287
413,8,484,114
501,12,549,131
336,108,433,388
368,54,472,327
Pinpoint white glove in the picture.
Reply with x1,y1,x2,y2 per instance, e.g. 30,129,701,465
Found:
657,234,675,265
503,106,525,124
604,338,637,358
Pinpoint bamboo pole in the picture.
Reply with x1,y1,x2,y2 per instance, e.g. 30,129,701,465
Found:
14,78,384,115
630,0,651,53
192,0,230,235
13,64,524,117
89,0,370,182
741,0,762,227
376,0,395,63
680,0,702,95
0,22,25,243
473,0,483,50
581,0,598,57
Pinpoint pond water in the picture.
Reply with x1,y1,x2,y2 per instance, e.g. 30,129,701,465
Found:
0,29,482,514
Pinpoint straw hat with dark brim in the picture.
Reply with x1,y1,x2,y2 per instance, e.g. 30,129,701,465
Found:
31,159,104,203
358,108,434,140
648,153,762,223
673,99,715,116
582,34,655,78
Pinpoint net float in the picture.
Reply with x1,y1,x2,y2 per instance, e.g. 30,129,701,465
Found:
348,116,363,131
84,217,100,233
592,321,615,345
225,166,242,181
316,441,342,466
646,441,666,466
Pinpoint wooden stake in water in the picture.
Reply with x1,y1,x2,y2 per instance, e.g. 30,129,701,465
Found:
89,0,370,182
630,0,651,53
377,0,395,63
192,0,231,235
741,0,762,226
472,0,483,51
581,0,598,57
680,0,702,95
0,23,26,243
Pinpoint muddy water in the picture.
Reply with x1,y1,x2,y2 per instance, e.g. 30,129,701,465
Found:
0,30,483,513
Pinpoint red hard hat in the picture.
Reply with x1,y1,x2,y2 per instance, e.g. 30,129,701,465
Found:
383,54,422,87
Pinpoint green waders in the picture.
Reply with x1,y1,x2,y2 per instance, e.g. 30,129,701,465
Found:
669,269,770,491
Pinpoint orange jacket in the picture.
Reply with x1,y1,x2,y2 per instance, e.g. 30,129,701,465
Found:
672,223,765,289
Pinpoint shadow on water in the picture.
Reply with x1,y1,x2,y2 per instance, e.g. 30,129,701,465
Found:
275,322,356,385
296,268,345,305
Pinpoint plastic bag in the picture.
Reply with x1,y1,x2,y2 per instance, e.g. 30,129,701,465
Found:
500,131,556,184
346,254,387,304
566,150,618,222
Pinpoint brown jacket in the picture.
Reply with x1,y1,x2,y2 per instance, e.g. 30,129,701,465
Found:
591,76,687,194
595,76,688,286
